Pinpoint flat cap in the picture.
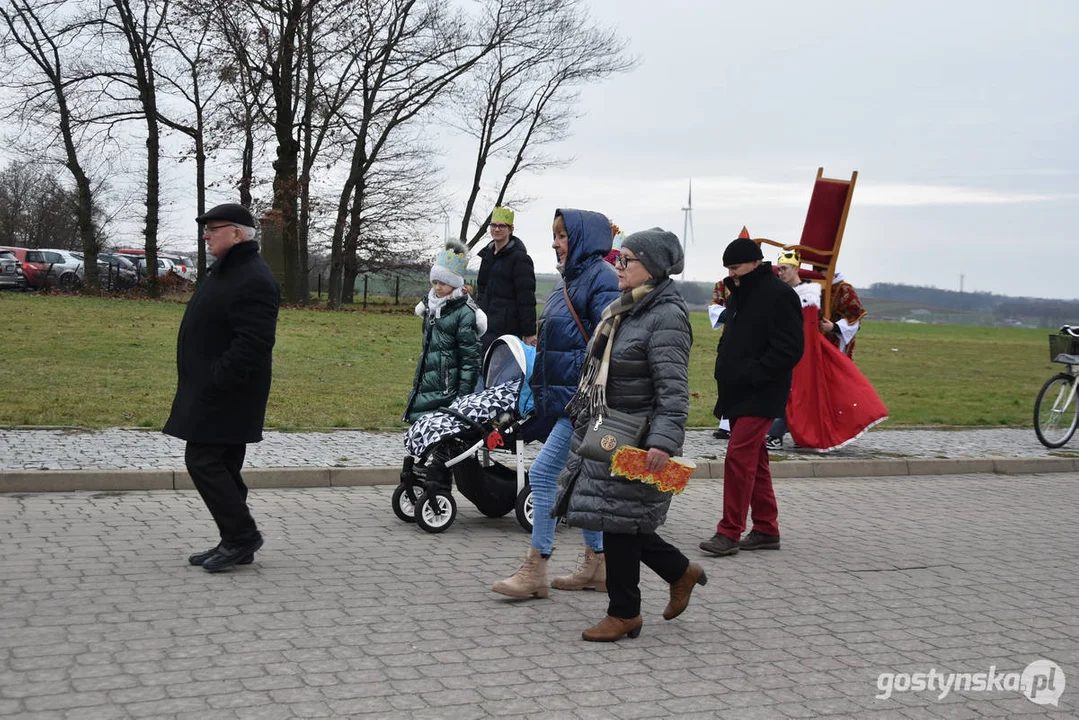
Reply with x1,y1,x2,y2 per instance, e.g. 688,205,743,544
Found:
196,203,256,228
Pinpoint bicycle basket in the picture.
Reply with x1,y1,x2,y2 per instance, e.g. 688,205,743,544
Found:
1048,333,1079,363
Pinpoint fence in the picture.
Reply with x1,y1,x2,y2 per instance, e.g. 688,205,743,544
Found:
312,271,476,309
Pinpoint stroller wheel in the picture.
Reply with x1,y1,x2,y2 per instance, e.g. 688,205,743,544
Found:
415,490,457,534
391,483,420,523
515,486,533,533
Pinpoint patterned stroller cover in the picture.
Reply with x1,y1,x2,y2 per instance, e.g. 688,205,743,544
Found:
404,335,536,459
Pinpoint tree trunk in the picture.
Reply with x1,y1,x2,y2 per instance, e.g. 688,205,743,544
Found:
194,131,207,281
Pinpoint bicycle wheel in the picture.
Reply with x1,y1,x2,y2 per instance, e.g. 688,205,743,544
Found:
1033,373,1079,448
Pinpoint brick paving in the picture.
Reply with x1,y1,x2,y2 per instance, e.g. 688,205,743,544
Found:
1,471,1076,719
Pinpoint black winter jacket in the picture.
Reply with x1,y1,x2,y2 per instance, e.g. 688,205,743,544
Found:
163,241,280,444
475,236,536,348
559,279,692,534
716,262,804,419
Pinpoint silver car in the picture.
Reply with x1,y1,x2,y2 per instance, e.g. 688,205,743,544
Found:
0,249,27,290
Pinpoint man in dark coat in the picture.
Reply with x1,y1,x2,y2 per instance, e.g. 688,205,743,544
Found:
163,203,280,572
475,206,537,352
699,237,803,557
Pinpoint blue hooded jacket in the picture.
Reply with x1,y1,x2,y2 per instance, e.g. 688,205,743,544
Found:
531,208,621,420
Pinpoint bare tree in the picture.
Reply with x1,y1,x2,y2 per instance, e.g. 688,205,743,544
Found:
453,0,634,248
0,161,81,248
325,0,528,308
0,0,104,287
153,0,229,279
100,0,172,296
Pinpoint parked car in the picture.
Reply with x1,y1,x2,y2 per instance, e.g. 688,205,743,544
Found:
0,246,57,289
96,253,140,289
159,254,198,282
72,251,140,289
0,248,27,290
39,248,86,287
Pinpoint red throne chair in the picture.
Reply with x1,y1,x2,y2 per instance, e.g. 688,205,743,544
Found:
755,168,857,317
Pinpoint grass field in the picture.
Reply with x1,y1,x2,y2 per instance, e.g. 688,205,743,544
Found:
0,292,1061,431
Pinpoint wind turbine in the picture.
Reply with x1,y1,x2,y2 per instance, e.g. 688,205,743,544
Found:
680,180,694,280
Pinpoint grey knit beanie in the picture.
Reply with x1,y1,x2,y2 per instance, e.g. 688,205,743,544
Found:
621,227,684,280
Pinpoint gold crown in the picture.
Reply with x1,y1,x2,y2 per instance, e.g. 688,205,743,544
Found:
777,249,801,267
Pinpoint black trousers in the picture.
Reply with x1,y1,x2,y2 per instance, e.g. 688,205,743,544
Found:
603,531,689,619
185,442,259,545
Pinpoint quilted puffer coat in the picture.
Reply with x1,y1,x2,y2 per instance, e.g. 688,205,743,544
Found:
403,295,484,422
557,279,693,534
530,208,620,420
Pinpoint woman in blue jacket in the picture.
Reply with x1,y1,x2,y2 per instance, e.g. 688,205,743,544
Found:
492,208,620,599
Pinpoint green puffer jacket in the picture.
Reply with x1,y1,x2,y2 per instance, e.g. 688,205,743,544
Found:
403,294,484,422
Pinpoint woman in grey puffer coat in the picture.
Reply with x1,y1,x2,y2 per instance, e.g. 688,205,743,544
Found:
556,228,707,642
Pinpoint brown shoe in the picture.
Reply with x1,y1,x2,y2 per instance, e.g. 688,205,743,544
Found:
581,615,643,642
551,546,606,591
663,562,707,620
491,547,549,599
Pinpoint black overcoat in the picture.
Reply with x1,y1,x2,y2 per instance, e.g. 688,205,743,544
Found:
163,241,280,444
716,262,804,419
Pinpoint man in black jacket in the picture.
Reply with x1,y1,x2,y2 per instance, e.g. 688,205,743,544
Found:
163,203,280,572
475,206,537,351
700,237,803,557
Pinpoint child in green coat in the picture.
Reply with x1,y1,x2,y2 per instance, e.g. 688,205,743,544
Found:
403,240,487,422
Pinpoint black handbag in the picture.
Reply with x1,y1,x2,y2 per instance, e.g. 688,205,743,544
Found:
577,408,648,463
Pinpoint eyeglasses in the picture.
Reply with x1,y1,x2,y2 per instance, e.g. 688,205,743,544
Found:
204,224,237,233
616,256,643,270
489,223,510,230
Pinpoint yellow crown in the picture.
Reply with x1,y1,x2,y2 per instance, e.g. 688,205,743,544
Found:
777,249,801,267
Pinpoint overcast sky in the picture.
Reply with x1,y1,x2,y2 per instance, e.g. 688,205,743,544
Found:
6,0,1075,300
448,0,1079,299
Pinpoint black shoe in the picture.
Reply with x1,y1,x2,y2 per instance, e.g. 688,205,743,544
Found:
189,546,254,566
765,436,783,450
699,533,740,556
712,428,730,440
739,530,781,551
202,535,263,573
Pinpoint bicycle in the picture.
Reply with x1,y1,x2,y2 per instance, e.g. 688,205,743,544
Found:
1033,325,1079,448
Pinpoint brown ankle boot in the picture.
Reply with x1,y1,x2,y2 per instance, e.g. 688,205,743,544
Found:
491,547,549,598
582,615,643,642
663,562,707,620
550,547,606,591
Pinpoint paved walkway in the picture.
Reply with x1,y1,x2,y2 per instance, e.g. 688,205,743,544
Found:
1,472,1075,719
0,426,1072,472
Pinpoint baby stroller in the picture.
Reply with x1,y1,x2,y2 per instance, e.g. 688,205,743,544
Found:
394,335,552,533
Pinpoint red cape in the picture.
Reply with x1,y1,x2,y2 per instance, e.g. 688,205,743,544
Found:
786,284,888,450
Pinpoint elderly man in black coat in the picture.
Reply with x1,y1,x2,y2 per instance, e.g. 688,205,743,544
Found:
163,203,280,572
699,237,803,558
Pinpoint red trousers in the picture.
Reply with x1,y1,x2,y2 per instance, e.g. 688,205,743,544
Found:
717,416,780,540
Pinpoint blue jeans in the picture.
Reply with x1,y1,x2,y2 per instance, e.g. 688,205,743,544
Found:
529,417,603,556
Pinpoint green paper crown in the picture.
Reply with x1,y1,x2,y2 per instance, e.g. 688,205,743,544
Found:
492,206,514,225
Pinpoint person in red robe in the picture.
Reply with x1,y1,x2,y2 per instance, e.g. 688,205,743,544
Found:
769,251,887,451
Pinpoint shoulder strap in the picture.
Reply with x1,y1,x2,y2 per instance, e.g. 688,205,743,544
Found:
563,283,590,342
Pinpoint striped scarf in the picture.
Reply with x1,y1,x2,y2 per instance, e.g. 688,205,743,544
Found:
566,283,654,418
